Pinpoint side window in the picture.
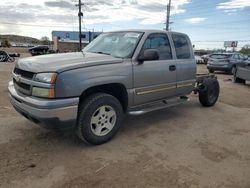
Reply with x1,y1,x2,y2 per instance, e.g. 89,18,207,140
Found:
238,54,244,60
142,34,172,60
172,34,191,59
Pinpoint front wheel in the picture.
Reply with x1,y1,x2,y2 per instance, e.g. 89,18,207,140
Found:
76,93,124,145
199,78,220,107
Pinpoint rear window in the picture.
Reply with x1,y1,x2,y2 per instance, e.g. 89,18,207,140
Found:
210,54,232,59
172,34,191,59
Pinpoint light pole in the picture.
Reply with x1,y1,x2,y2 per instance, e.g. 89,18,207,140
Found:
76,0,84,51
166,0,171,31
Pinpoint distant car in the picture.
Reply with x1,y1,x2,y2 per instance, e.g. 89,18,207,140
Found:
28,45,49,56
195,55,204,64
233,59,250,84
207,53,247,74
201,54,210,64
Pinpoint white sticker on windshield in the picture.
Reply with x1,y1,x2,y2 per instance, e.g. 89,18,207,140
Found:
124,32,140,38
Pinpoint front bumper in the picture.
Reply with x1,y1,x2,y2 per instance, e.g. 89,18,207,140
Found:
8,81,79,129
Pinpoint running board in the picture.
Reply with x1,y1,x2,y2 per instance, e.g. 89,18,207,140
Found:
128,96,189,115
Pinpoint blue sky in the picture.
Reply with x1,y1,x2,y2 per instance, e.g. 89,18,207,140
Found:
0,0,250,49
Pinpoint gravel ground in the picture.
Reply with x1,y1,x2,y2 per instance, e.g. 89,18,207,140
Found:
0,57,250,188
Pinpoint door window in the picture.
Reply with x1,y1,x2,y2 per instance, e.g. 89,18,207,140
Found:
172,34,191,59
142,34,172,60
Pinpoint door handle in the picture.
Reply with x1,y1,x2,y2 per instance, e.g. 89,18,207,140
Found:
169,65,176,71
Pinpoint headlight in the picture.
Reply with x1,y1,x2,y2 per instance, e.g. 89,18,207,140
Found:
32,87,55,98
35,73,57,83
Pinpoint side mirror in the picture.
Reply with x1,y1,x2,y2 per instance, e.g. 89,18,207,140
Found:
138,49,159,64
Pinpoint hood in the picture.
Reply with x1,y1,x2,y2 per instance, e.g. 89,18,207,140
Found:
16,52,123,73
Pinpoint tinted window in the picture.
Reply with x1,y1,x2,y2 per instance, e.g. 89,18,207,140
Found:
142,33,172,60
172,34,191,59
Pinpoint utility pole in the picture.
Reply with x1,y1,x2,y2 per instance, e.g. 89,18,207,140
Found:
166,0,171,31
76,0,84,51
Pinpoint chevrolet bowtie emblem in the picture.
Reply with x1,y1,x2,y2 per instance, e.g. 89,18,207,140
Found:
16,75,21,82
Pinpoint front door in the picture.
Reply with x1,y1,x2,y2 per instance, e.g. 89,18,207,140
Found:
133,33,177,105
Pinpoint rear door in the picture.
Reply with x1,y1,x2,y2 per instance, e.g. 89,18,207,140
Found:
171,33,196,96
133,33,177,105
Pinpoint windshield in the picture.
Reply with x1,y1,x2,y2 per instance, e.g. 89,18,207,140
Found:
82,32,143,58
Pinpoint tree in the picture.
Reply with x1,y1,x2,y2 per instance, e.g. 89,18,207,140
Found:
1,39,11,47
240,44,250,55
40,36,50,45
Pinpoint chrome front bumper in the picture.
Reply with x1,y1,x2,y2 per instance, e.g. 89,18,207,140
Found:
8,81,79,127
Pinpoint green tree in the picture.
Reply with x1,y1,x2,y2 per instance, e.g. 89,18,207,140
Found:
40,36,50,45
240,44,250,55
1,39,11,47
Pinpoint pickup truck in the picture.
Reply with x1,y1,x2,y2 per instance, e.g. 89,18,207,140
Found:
8,30,220,145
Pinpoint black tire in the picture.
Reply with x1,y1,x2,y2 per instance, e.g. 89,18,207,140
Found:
208,69,214,73
199,78,220,107
76,93,124,145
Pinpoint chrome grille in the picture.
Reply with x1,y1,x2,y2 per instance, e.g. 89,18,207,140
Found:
13,68,35,96
14,68,35,79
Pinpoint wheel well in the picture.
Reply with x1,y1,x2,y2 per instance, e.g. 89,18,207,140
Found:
79,83,128,112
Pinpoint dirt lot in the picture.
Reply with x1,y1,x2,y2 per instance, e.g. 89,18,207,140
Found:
0,56,250,188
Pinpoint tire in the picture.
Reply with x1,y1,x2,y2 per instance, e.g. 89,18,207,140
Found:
199,78,220,107
208,69,214,73
76,93,124,145
233,70,246,84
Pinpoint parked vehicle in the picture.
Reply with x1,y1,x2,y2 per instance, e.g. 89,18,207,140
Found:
9,30,219,145
195,55,204,64
207,53,247,74
0,50,15,62
201,54,210,64
9,53,20,58
28,45,53,56
233,59,250,84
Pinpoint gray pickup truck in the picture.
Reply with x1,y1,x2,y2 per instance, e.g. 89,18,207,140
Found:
8,30,219,145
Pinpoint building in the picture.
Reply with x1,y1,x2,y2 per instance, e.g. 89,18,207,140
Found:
52,31,102,52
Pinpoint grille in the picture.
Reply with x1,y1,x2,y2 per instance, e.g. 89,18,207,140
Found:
13,79,31,90
14,68,35,79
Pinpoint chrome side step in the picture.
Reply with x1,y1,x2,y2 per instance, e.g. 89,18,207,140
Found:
128,96,189,115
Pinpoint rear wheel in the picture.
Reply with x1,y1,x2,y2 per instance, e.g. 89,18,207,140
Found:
199,78,220,107
76,93,124,145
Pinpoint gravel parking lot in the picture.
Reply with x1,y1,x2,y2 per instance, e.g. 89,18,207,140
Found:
0,57,250,188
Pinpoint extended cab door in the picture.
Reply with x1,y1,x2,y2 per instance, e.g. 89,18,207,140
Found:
132,33,177,105
171,33,196,96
